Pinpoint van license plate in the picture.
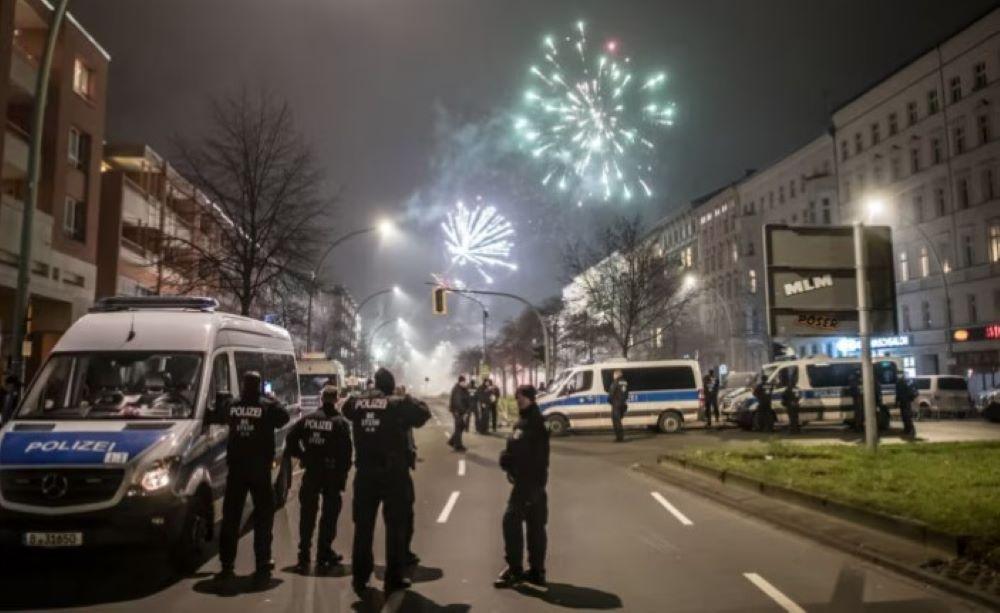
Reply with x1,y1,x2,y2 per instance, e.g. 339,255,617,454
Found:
24,532,83,547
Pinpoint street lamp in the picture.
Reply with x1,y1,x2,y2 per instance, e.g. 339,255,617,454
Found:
453,292,489,371
305,219,394,353
367,318,403,369
356,286,401,315
685,274,735,368
865,196,954,372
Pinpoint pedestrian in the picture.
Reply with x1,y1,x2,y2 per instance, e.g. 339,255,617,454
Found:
495,384,550,591
448,375,471,451
486,379,500,432
0,375,21,424
287,385,352,573
342,367,430,596
703,368,720,428
847,373,863,432
781,380,801,434
752,374,774,432
476,379,493,434
609,369,628,442
214,371,290,587
896,372,918,437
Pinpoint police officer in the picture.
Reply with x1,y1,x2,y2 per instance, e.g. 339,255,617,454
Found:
847,373,863,432
448,375,471,451
484,378,500,432
703,369,720,427
752,375,774,432
343,367,430,596
781,380,801,434
403,426,420,567
609,369,628,442
495,384,550,590
896,373,918,437
287,385,352,573
214,371,290,586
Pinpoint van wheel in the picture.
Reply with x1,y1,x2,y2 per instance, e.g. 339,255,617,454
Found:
274,455,292,508
658,411,683,434
917,403,931,420
752,409,774,432
171,492,212,575
545,414,570,437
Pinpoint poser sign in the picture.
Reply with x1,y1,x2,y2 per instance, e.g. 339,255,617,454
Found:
764,225,897,338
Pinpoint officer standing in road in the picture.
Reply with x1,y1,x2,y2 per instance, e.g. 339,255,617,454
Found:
781,379,801,434
752,374,774,431
214,371,290,587
896,372,918,437
609,369,628,442
343,367,431,596
475,379,493,434
495,384,550,590
287,385,352,573
847,373,863,432
448,375,471,451
703,369,720,428
484,378,500,432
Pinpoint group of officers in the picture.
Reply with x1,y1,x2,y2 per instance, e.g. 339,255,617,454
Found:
211,366,550,597
446,375,501,451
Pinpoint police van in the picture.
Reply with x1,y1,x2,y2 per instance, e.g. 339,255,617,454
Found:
297,353,346,411
0,297,301,570
722,356,901,431
537,359,703,435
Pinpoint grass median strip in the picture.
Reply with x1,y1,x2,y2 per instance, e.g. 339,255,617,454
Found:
675,441,1000,557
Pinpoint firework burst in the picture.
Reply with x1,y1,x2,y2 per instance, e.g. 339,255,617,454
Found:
514,20,675,203
441,198,517,284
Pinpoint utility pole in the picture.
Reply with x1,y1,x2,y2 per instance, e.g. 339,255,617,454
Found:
9,0,70,381
854,222,878,452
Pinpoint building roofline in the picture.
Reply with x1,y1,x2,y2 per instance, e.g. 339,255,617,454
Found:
39,0,111,61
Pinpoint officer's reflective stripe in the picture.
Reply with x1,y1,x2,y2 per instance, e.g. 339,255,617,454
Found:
539,389,699,413
743,573,805,613
437,491,460,523
651,491,693,526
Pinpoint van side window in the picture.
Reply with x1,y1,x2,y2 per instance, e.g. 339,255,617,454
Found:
234,351,298,406
208,353,231,411
559,370,592,396
601,367,697,392
777,366,799,387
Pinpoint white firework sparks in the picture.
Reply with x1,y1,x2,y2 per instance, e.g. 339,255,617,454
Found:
441,199,517,284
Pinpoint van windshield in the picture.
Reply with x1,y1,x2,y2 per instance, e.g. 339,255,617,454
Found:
17,352,203,420
299,374,336,396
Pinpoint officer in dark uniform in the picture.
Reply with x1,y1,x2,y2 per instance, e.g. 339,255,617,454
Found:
847,373,863,431
703,369,719,427
287,385,352,572
495,384,550,590
609,369,628,442
448,375,471,451
781,381,801,434
343,367,431,596
752,375,774,432
404,426,419,567
896,372,917,437
214,371,290,586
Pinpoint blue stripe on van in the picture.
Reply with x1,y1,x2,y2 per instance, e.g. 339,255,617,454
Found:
539,390,699,413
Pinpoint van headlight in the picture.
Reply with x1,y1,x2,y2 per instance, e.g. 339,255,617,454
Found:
139,457,180,493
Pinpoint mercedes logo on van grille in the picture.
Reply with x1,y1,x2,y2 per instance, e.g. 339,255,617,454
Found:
40,473,69,500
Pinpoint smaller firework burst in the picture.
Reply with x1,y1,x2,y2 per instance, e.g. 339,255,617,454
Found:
441,198,517,284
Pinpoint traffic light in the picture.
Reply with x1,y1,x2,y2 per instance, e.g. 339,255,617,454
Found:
432,286,448,315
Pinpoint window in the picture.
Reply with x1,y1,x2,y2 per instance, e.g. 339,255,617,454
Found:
927,89,939,115
912,195,923,223
234,351,299,406
888,112,898,135
921,301,932,328
854,132,862,154
748,269,757,294
779,186,785,203
950,76,962,103
907,101,918,126
72,58,94,99
601,366,696,392
962,233,975,267
63,196,85,241
968,294,978,324
899,250,909,282
790,180,796,198
559,370,593,395
822,198,832,224
957,177,969,209
934,186,946,216
990,221,1000,263
732,241,738,263
982,168,995,201
974,61,987,90
909,148,920,174
931,137,943,164
891,157,901,181
954,125,965,154
840,140,848,161
68,127,80,166
978,114,992,144
871,122,880,145
208,353,232,413
902,304,911,331
919,246,930,277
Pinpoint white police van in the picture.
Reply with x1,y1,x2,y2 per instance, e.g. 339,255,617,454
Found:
0,297,301,570
537,359,703,435
722,356,901,431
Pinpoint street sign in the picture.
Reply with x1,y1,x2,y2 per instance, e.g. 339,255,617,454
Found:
764,225,897,337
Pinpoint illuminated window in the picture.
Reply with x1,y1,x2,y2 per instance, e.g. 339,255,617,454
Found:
919,246,930,277
68,127,80,165
73,58,94,99
899,251,909,282
63,196,85,242
748,269,757,294
990,221,1000,263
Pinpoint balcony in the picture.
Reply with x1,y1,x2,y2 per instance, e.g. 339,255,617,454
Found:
3,124,30,179
8,45,38,101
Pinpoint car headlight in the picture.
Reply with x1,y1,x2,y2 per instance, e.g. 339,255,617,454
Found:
139,457,179,492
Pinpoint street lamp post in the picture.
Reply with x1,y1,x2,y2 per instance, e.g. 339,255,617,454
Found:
453,292,489,371
356,286,399,315
366,318,398,369
9,0,71,382
304,220,393,353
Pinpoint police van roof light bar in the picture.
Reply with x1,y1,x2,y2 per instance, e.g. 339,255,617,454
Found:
90,296,220,313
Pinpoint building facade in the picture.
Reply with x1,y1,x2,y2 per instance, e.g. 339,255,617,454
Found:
0,0,108,378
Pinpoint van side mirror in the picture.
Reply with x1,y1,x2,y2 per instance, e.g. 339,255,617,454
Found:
208,391,233,424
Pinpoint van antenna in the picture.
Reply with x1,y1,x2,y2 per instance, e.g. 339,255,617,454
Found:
126,312,136,342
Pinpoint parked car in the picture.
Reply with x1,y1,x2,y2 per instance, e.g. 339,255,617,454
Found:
977,387,1000,423
912,375,973,419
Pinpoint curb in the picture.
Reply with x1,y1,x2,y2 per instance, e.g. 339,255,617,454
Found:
658,453,967,557
635,461,1000,611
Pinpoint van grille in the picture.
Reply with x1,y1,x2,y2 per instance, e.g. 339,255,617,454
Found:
1,468,124,507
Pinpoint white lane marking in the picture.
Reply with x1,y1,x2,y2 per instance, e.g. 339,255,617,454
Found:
743,573,806,613
437,491,461,523
650,492,694,526
458,459,466,476
443,431,450,440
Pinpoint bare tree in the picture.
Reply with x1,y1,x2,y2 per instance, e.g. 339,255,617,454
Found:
452,346,484,378
169,88,333,316
564,216,695,359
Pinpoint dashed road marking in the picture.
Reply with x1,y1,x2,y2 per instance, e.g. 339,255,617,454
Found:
651,492,693,526
458,459,466,476
743,572,806,613
437,491,461,523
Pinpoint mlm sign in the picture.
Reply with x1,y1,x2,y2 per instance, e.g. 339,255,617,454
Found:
763,225,897,337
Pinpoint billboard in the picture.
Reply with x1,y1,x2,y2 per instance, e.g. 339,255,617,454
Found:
764,225,897,338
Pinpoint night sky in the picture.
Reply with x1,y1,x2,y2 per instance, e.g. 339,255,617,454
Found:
72,0,997,358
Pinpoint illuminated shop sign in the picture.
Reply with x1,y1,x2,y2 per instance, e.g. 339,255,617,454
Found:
834,335,911,353
952,323,1000,342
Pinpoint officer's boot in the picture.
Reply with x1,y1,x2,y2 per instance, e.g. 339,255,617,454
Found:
295,548,311,574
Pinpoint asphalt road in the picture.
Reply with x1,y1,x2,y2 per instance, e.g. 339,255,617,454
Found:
0,399,988,612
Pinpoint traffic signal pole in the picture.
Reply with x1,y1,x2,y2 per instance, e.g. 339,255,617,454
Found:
853,222,878,452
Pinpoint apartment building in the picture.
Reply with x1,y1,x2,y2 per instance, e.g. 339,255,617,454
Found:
322,284,360,371
0,0,107,378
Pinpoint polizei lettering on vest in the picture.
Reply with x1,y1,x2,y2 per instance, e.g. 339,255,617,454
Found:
230,406,263,418
355,398,388,410
784,274,834,297
305,419,334,431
